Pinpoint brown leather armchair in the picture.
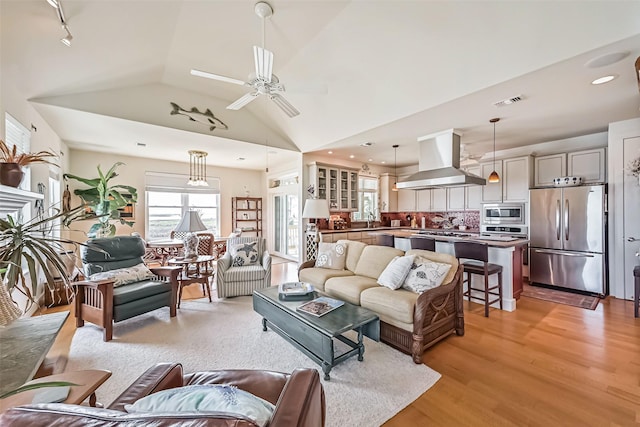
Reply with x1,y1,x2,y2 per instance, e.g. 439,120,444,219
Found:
0,363,326,426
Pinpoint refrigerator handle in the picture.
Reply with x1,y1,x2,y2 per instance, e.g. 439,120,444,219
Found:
556,199,561,240
564,199,569,241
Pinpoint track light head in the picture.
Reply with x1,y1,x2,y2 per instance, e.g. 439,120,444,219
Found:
60,25,72,46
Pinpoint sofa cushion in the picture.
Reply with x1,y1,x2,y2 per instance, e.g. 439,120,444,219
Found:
315,242,347,270
222,265,267,283
112,280,173,306
125,384,274,427
361,286,418,326
324,275,379,305
377,255,415,290
230,240,260,266
353,246,404,280
402,257,452,293
406,249,458,285
336,240,367,273
89,263,155,287
298,268,354,292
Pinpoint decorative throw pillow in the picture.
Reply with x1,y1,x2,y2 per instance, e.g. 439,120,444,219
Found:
315,242,347,270
230,241,259,266
402,257,452,293
124,384,275,427
89,263,155,287
377,255,415,289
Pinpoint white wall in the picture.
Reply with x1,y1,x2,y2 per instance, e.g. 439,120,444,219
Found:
66,149,264,242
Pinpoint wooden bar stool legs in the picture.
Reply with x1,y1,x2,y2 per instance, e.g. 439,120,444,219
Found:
455,241,503,317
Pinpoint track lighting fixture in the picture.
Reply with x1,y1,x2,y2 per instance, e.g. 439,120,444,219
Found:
47,0,73,47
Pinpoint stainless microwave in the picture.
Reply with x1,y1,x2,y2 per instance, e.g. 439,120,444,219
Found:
481,203,526,225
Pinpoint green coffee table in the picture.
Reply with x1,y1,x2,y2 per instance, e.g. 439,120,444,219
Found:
253,286,380,380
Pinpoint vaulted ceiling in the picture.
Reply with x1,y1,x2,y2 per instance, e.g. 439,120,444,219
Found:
2,1,639,170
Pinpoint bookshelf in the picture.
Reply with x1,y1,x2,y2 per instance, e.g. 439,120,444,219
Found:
232,197,262,237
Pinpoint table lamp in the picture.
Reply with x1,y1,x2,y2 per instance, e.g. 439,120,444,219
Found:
302,198,330,232
174,210,207,258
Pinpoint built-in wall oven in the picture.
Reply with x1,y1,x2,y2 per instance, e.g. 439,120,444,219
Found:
481,203,526,226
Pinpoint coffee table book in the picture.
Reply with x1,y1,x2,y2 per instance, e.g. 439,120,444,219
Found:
297,296,344,317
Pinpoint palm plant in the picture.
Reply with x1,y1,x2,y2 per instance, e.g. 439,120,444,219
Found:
0,139,58,166
0,205,93,312
63,162,138,238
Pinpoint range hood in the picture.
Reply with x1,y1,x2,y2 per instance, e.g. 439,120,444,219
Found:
396,129,486,190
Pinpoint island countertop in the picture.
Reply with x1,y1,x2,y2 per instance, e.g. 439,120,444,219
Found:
359,229,529,248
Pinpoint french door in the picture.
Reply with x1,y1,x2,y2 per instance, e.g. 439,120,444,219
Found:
272,193,299,260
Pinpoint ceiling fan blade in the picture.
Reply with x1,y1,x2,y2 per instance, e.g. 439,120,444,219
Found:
270,93,299,117
227,92,260,110
191,69,247,86
254,46,273,83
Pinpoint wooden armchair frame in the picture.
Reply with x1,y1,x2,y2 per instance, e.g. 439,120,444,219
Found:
74,266,180,341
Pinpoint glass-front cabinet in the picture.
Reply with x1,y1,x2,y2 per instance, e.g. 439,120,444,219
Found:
309,162,358,211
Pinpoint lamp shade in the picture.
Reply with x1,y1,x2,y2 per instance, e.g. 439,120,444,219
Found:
302,198,330,219
174,210,207,233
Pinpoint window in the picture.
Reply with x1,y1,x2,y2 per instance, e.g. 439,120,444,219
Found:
352,176,378,221
144,172,221,239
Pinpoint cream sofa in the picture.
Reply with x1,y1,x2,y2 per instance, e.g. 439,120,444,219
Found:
299,240,464,363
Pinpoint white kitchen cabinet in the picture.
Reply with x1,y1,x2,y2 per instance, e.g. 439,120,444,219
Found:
397,176,416,211
502,156,532,202
379,173,398,212
534,153,566,187
416,189,432,211
480,161,503,203
568,148,606,183
308,162,357,211
431,188,447,211
447,186,465,211
465,166,482,210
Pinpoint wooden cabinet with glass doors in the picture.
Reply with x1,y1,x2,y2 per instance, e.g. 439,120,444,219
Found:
309,162,358,211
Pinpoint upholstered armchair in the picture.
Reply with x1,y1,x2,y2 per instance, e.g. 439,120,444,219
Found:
216,236,271,298
75,235,180,341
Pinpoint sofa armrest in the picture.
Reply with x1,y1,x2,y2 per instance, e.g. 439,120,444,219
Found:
107,363,184,411
262,250,272,269
297,260,315,276
413,264,464,334
270,369,325,427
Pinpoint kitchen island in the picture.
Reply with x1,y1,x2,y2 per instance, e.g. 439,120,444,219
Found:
320,228,527,312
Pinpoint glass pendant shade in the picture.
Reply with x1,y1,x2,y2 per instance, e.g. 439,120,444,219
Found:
489,118,500,183
488,170,500,183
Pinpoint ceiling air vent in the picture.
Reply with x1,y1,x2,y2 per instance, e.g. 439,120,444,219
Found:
493,95,523,107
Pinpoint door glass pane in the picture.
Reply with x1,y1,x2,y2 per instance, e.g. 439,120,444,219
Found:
274,196,282,253
286,195,299,257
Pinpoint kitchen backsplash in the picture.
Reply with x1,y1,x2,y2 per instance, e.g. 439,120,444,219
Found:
315,210,480,231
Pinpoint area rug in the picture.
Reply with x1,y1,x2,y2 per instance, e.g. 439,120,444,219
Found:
67,296,441,426
522,283,600,310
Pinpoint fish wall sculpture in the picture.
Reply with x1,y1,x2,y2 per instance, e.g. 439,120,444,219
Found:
169,102,228,131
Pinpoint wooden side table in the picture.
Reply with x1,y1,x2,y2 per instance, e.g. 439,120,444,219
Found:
0,369,112,412
168,255,215,307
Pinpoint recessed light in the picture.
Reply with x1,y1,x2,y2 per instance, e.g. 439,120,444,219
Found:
381,161,386,164
349,155,355,159
591,74,617,85
328,151,333,154
368,158,373,162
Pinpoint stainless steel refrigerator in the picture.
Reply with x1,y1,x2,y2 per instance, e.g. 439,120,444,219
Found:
529,184,607,296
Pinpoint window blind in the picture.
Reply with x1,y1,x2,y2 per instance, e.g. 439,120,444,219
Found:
145,171,220,194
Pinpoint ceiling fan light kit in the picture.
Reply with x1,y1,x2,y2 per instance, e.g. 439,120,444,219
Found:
488,118,500,183
190,1,301,117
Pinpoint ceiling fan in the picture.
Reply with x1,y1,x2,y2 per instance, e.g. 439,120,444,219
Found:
190,2,300,118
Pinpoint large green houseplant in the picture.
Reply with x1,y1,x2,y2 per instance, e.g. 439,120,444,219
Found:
63,162,138,238
0,205,93,319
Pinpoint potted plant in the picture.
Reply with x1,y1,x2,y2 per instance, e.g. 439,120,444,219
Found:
64,162,138,238
0,205,93,325
0,139,58,188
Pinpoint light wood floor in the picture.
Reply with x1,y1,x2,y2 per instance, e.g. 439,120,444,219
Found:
40,261,640,426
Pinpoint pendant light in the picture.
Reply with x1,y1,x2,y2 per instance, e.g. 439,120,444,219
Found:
488,118,500,183
391,144,399,191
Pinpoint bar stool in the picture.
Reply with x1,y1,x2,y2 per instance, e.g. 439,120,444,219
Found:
634,266,640,318
409,237,436,251
376,233,395,247
453,241,503,317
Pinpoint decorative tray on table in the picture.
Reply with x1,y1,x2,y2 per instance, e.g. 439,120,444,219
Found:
278,282,315,301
